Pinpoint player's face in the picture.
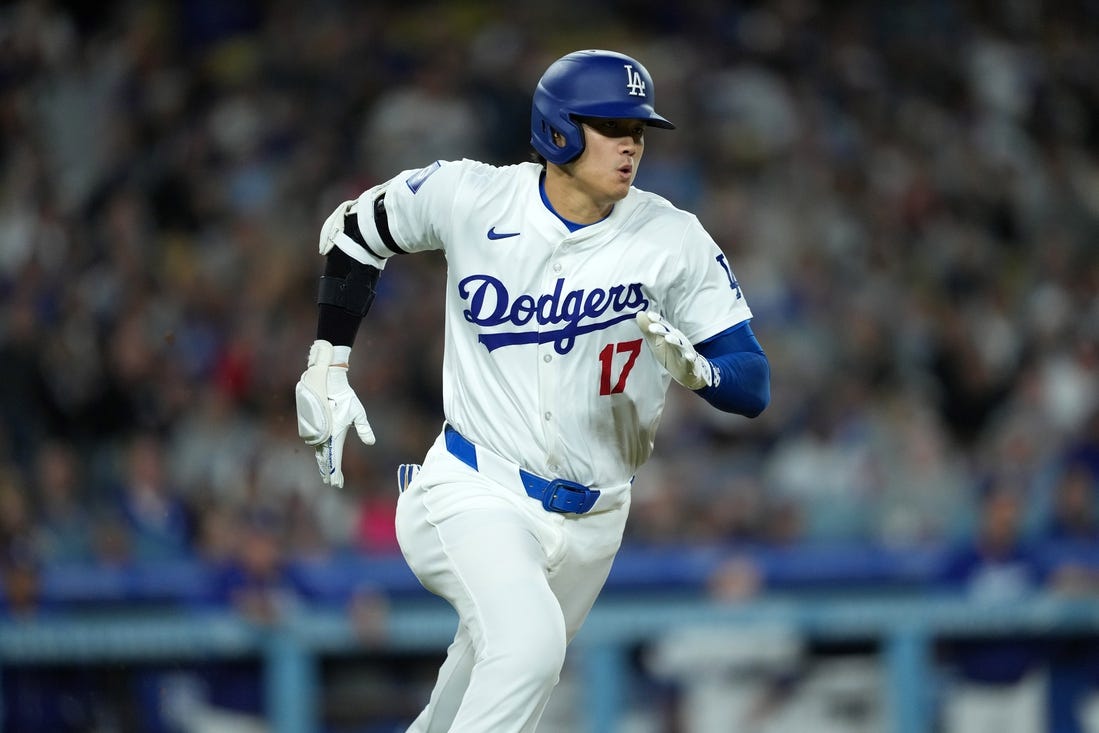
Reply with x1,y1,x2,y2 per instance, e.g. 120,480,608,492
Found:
572,118,645,205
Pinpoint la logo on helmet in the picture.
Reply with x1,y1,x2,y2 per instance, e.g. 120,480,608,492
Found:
624,64,646,97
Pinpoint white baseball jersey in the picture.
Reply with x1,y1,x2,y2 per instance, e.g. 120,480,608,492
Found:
348,159,751,488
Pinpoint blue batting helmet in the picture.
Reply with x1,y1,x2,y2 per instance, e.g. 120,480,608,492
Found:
531,49,675,165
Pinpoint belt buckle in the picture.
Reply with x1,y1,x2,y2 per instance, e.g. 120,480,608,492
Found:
542,478,594,514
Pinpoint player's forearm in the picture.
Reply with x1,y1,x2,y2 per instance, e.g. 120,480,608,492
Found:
695,350,771,417
316,307,360,350
315,219,380,348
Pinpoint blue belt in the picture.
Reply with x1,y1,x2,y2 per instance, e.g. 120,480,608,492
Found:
443,425,600,514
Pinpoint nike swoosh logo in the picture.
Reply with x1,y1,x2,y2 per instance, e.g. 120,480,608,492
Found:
487,227,520,240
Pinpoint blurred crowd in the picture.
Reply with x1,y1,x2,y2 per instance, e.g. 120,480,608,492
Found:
1,0,1098,596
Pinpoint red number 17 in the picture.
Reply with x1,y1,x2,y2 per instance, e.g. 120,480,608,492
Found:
598,339,643,395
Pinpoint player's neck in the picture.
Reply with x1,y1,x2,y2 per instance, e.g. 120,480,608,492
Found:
542,166,615,225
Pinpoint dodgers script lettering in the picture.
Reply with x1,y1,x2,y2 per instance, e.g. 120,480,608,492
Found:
459,275,650,354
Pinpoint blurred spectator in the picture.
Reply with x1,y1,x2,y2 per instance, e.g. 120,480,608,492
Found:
193,501,240,566
761,389,878,542
0,466,34,559
354,480,400,555
0,296,52,471
208,509,303,626
110,434,194,563
358,42,488,177
1044,463,1099,545
936,483,1051,733
707,555,765,603
250,404,356,551
624,456,700,546
29,439,95,565
90,514,134,569
927,300,1019,449
870,389,976,546
1062,409,1099,487
1040,455,1099,617
166,382,260,508
175,510,307,733
0,539,46,620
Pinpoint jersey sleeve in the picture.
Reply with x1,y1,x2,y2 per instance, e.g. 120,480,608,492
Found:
352,159,470,257
665,217,753,345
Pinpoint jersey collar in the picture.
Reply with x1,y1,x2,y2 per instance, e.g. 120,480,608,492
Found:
538,171,612,233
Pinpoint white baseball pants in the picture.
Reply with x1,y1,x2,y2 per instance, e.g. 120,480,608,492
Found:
395,430,631,733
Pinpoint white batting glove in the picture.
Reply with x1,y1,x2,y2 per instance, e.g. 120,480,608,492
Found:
295,339,375,488
635,311,716,390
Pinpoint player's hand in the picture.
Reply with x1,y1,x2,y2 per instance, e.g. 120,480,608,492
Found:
295,339,375,488
635,311,715,390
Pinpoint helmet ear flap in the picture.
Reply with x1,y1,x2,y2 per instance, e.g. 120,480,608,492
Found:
531,103,584,164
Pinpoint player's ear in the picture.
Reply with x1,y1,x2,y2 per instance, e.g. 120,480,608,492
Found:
552,130,566,148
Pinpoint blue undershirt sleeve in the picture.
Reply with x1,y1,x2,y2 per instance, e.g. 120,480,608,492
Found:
693,321,771,417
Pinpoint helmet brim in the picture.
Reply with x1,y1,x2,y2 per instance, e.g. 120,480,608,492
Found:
646,114,676,130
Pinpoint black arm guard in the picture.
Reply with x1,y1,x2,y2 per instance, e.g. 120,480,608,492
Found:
317,264,379,317
315,213,381,347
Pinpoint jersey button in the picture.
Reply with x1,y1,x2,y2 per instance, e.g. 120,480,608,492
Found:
544,412,552,421
543,354,551,363
553,263,562,272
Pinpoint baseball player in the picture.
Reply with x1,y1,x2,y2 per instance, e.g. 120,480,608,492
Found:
295,49,770,732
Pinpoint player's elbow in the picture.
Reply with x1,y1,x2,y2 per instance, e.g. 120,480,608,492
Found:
741,356,771,418
697,352,771,416
740,382,770,418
